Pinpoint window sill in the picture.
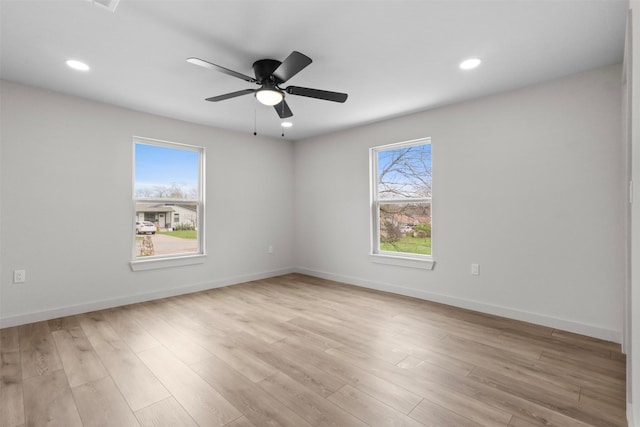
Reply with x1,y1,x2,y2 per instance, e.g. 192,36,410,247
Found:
130,254,207,271
369,253,435,270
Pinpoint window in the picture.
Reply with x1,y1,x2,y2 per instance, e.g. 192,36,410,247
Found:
132,138,204,265
371,138,432,260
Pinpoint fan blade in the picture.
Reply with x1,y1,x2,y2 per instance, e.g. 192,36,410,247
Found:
285,86,348,103
272,51,312,83
206,89,255,102
187,57,256,83
274,100,293,118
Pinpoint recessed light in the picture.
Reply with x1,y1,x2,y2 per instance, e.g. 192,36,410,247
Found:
459,58,481,70
281,122,293,128
66,59,90,72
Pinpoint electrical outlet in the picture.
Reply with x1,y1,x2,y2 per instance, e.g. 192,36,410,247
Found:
14,270,26,283
268,245,274,254
471,264,480,276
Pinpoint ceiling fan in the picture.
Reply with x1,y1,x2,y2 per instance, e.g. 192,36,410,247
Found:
187,51,348,119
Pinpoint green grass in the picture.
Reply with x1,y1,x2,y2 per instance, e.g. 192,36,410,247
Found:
380,236,431,255
159,230,197,239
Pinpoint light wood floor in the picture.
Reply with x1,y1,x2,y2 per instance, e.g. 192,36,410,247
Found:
0,274,627,427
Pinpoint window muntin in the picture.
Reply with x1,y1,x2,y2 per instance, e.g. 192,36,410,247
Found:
133,138,204,260
372,138,432,258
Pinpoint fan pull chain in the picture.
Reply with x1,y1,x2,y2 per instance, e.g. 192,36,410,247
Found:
253,109,257,136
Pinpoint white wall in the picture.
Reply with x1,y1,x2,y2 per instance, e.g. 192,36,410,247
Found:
0,80,295,326
294,64,625,342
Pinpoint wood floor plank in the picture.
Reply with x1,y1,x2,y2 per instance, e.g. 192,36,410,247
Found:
577,389,628,425
71,376,140,427
225,416,257,427
190,354,313,427
78,313,170,411
408,398,484,427
171,294,244,335
51,327,108,387
0,327,19,352
393,344,476,377
325,344,595,427
102,307,161,353
138,346,241,427
259,371,369,427
134,397,198,427
509,416,545,426
443,372,595,427
144,299,225,342
395,357,513,426
250,342,347,398
539,350,625,383
191,332,278,383
1,351,25,427
550,329,621,353
260,320,345,351
217,311,290,344
289,316,409,365
18,321,63,379
580,385,626,410
48,316,81,332
436,335,582,401
325,345,469,396
161,294,227,334
22,369,83,427
127,304,213,365
2,274,626,427
274,337,423,414
332,347,512,426
610,351,626,362
328,384,425,427
433,305,555,341
498,329,610,362
468,366,621,427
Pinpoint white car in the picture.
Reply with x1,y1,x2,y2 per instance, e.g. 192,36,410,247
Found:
136,221,157,234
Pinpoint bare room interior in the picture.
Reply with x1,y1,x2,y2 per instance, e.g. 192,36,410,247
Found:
1,0,640,426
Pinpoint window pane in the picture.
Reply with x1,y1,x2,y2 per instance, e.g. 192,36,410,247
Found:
135,202,199,258
379,202,431,255
377,144,431,200
133,140,203,260
135,143,199,199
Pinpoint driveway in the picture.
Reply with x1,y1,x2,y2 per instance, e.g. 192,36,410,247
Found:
137,233,198,256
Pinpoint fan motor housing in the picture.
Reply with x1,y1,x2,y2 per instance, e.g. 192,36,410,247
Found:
252,59,282,83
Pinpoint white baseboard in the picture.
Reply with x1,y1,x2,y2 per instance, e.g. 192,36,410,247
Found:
294,267,622,344
0,267,295,328
1,266,622,344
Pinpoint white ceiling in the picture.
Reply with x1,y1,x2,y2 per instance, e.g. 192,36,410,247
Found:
0,0,628,141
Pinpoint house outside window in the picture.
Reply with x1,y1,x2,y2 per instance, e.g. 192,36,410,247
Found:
132,138,204,261
371,138,432,259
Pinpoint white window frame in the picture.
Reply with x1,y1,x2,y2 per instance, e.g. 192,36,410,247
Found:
130,137,206,271
370,137,434,270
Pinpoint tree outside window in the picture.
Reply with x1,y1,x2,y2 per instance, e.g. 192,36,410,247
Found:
372,139,432,257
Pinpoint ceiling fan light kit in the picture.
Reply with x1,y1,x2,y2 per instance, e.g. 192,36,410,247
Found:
255,86,283,106
187,51,348,120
